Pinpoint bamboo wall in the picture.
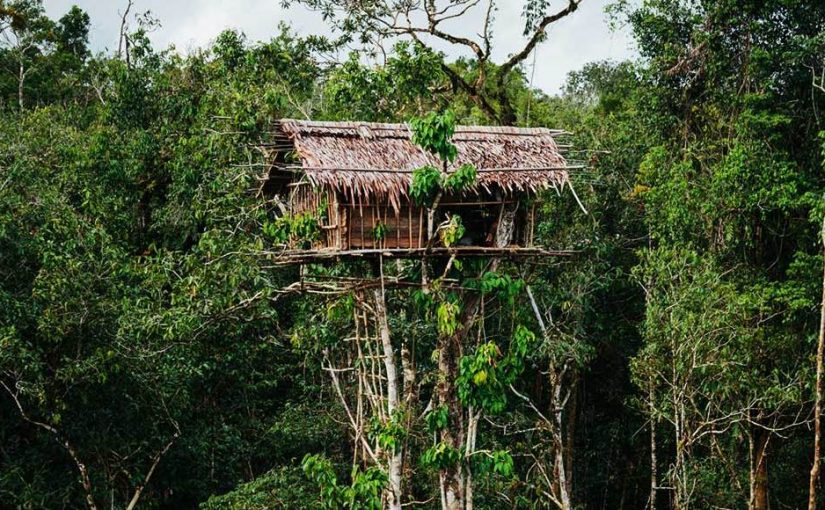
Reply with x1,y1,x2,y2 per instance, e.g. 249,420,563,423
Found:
289,183,342,250
288,186,535,251
346,204,424,250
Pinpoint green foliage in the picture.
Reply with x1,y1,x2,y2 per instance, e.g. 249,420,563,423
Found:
475,272,525,306
411,288,435,317
408,112,476,210
372,221,388,242
439,215,465,247
442,163,477,192
409,109,458,163
0,18,339,509
436,300,460,337
2,1,824,508
410,164,477,208
409,164,442,207
472,450,514,478
368,412,407,454
200,467,316,510
457,326,535,414
263,212,321,248
302,455,387,510
420,442,461,471
323,41,444,121
424,405,449,432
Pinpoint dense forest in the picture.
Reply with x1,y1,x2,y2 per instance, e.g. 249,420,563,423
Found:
1,0,825,508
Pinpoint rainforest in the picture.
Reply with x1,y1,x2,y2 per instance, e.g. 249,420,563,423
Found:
1,0,825,509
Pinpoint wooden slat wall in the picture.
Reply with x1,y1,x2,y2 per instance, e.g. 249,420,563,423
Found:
288,189,526,251
346,205,423,249
288,185,342,250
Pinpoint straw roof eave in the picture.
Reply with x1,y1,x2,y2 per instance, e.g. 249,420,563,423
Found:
271,119,573,207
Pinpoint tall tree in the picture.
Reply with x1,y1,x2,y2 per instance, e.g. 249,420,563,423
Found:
282,0,582,125
623,0,825,507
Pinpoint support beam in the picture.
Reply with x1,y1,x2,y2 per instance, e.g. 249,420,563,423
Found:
264,246,577,265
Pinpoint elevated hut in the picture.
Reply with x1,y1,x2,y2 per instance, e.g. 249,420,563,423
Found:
261,119,577,258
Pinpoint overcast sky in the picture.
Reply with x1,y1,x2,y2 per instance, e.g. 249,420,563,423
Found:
42,0,636,95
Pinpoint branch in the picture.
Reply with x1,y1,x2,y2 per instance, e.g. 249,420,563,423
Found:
813,66,825,94
477,0,495,88
117,0,134,60
124,432,179,510
440,60,498,119
499,0,581,78
1,380,99,510
424,2,486,61
322,351,380,463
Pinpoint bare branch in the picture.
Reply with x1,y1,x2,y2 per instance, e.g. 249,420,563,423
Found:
117,0,134,60
1,380,99,510
124,432,179,510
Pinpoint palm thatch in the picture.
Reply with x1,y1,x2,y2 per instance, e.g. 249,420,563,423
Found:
266,119,573,209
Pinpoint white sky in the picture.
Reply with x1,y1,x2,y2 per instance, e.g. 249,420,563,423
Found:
43,0,637,95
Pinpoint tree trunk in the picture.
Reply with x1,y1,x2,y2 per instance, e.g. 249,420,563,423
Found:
437,329,464,510
464,409,479,510
400,327,416,497
124,434,177,510
751,428,770,510
526,284,575,509
648,380,658,510
17,61,25,111
433,217,515,509
564,378,578,501
373,286,403,510
552,381,573,510
808,213,825,510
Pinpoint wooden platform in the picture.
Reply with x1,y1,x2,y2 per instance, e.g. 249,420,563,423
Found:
265,246,576,265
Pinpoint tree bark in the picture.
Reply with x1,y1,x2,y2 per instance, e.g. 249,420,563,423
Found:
373,284,403,510
124,434,178,510
808,213,825,510
649,380,658,510
552,374,573,510
437,329,464,510
564,378,578,501
751,428,770,510
464,409,479,510
17,60,25,111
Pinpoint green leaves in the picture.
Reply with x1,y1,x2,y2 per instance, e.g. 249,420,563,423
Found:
439,215,465,248
371,221,388,242
456,326,536,414
475,272,525,306
367,412,407,454
424,405,449,432
323,42,445,122
262,212,321,248
408,111,476,209
420,442,460,470
472,450,515,478
436,300,460,337
410,165,442,206
302,454,387,510
410,110,458,163
410,163,477,207
443,163,477,193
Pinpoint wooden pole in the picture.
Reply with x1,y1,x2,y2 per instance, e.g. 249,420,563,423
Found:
808,212,825,510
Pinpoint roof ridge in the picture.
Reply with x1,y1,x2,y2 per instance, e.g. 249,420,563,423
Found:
277,118,566,136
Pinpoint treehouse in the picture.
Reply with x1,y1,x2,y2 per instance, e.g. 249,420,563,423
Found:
260,119,577,260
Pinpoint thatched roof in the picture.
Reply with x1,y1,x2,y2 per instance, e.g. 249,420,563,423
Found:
269,119,572,209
